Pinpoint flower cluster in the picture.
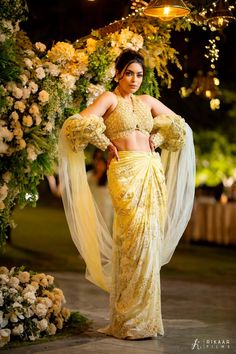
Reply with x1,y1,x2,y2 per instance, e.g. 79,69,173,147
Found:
0,266,71,348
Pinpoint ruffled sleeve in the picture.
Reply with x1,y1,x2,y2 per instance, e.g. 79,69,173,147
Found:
62,114,111,152
151,114,186,152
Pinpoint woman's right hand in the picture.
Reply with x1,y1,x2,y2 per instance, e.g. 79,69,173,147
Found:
107,143,119,168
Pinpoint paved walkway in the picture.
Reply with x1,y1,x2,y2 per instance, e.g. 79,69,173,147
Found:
4,273,236,354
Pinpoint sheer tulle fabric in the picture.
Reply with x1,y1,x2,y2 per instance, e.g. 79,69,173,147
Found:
58,123,195,292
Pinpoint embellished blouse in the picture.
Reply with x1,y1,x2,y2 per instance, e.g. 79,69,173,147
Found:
104,94,153,140
62,94,186,153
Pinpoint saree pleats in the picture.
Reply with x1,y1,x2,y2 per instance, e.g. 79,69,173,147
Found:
98,151,167,339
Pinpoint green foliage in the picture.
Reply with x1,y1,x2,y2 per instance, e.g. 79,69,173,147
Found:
194,131,236,186
88,46,113,84
0,0,28,23
0,39,23,83
137,67,160,98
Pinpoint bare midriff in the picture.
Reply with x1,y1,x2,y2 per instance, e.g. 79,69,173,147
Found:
111,130,151,152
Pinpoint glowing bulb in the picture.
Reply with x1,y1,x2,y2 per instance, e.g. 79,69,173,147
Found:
213,77,220,85
163,6,171,16
205,90,212,98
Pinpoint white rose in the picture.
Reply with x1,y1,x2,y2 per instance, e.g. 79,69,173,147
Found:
35,42,46,52
0,328,11,348
20,74,28,85
14,101,26,113
24,58,33,69
22,115,33,127
18,271,30,283
0,141,8,154
12,324,24,336
10,111,19,121
13,127,23,139
10,313,18,323
0,127,14,141
28,81,38,94
8,277,19,288
23,292,36,304
0,311,8,328
35,67,45,80
44,121,53,132
27,145,37,161
37,318,48,332
23,284,36,294
47,322,57,336
12,87,23,99
0,274,9,284
34,303,48,318
46,62,60,77
0,185,8,202
29,103,40,116
0,267,9,275
38,90,49,103
22,87,31,99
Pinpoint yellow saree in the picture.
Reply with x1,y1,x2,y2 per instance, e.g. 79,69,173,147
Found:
97,151,167,338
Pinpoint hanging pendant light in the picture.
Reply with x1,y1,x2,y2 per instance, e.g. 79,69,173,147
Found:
207,0,236,30
143,0,190,21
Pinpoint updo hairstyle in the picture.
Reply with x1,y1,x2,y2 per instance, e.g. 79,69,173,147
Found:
115,49,145,76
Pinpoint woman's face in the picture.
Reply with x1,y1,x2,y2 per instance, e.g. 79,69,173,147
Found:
117,62,143,94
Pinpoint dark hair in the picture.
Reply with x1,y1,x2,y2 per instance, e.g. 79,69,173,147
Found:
115,49,145,75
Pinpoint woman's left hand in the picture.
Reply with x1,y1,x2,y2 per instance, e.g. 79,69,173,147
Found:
149,135,155,152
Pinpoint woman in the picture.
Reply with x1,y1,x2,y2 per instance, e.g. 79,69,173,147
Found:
59,49,195,340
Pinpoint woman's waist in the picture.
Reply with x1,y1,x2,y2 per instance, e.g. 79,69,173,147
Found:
111,130,151,152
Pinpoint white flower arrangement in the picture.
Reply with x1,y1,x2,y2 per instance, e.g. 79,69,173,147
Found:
0,266,71,348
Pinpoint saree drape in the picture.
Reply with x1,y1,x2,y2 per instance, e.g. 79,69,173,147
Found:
97,151,167,339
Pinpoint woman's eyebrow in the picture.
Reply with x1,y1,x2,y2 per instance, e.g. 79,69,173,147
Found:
125,69,143,74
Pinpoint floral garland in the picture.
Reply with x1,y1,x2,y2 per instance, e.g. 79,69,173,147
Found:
0,0,192,245
0,266,71,347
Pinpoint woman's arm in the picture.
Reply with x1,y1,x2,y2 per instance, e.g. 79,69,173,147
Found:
140,94,175,116
80,91,116,118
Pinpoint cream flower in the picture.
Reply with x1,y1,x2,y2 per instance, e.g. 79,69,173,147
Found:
14,127,24,140
12,324,24,336
6,96,14,108
0,185,8,202
10,313,18,323
24,58,33,69
35,115,42,126
0,201,5,210
18,271,30,283
35,67,46,80
14,101,26,113
44,121,53,132
60,73,76,91
0,328,11,348
8,277,19,288
20,74,28,86
37,318,48,331
0,141,8,154
0,34,6,42
28,81,38,94
17,139,26,150
35,42,46,52
29,103,40,116
2,171,12,183
34,303,48,318
61,307,70,321
27,145,38,161
10,111,19,121
56,315,63,329
22,115,33,127
38,90,49,103
0,127,14,141
0,267,9,275
12,87,23,99
23,292,36,304
46,275,54,285
22,87,31,100
47,323,57,335
45,62,60,77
